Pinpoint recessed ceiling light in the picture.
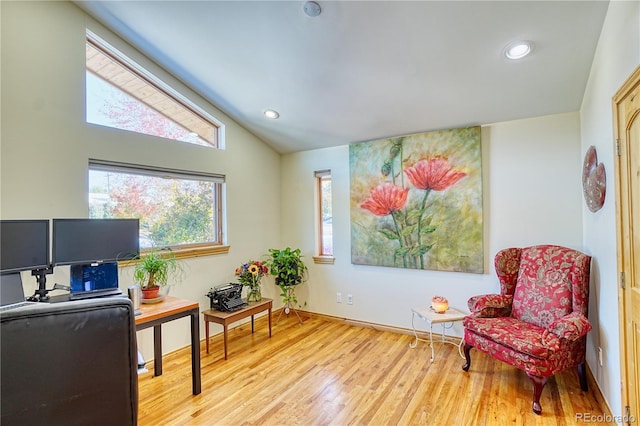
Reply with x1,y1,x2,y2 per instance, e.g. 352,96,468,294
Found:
504,40,534,60
264,109,280,119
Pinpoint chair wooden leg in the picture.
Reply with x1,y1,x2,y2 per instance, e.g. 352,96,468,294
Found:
578,363,588,391
526,373,549,415
462,343,473,371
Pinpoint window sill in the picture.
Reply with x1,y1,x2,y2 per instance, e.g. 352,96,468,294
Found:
313,255,335,265
170,244,230,260
119,244,230,266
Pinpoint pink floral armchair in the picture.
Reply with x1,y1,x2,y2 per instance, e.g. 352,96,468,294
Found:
462,245,592,415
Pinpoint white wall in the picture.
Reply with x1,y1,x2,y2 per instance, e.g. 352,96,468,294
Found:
282,112,584,337
580,0,640,418
0,1,282,360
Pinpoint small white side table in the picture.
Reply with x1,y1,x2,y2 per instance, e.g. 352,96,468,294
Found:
409,306,467,362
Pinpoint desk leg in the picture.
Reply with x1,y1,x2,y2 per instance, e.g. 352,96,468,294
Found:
205,318,210,354
153,324,163,376
190,311,202,395
251,315,255,333
268,307,272,337
223,323,228,360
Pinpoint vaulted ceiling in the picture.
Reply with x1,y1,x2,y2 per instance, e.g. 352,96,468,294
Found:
75,1,609,153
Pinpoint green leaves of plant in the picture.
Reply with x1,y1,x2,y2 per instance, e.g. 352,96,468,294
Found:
379,229,399,240
394,246,410,257
419,226,437,234
133,250,182,288
410,243,434,257
394,244,434,264
400,224,417,237
266,247,307,287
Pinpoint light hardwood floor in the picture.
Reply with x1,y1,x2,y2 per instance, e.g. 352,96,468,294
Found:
138,311,611,425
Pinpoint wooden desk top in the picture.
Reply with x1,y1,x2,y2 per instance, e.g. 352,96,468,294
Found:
135,296,199,326
202,298,272,322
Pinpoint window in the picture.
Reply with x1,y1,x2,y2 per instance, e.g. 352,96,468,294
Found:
89,160,226,257
86,31,222,148
314,170,334,263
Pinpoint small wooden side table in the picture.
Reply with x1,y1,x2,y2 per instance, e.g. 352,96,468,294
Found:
409,306,467,362
202,298,272,360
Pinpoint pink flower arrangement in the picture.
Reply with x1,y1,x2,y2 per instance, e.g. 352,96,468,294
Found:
235,260,268,288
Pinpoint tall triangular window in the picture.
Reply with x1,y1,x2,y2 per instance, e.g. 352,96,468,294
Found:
85,31,221,148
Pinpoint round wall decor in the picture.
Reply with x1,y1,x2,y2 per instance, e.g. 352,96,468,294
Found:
582,145,606,212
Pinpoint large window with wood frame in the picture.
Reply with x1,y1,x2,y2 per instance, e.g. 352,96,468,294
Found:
89,160,225,256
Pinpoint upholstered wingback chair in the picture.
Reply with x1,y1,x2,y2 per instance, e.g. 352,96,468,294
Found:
462,245,592,415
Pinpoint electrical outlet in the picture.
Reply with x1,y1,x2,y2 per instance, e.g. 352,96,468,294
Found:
598,347,603,366
347,294,353,305
336,292,342,303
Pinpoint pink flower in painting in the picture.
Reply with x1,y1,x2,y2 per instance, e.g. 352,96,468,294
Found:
360,183,409,216
404,157,467,191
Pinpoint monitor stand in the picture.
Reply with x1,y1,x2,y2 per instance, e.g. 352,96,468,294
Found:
27,266,54,302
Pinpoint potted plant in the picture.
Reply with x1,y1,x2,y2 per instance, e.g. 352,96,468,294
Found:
265,247,308,316
133,250,183,299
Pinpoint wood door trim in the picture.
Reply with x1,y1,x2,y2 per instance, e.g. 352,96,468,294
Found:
612,64,640,423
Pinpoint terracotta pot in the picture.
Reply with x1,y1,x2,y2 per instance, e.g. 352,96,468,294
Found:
142,287,160,299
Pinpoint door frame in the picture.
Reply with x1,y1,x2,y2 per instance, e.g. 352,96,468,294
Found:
613,64,640,425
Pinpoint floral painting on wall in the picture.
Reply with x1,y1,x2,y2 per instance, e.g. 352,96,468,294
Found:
349,126,483,273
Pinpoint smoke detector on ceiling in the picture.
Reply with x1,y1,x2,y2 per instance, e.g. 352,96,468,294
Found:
303,1,321,17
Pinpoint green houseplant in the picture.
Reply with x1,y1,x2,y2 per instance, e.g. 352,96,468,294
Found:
265,247,308,318
133,250,183,299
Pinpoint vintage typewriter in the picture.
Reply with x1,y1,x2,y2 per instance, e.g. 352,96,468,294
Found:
206,283,247,312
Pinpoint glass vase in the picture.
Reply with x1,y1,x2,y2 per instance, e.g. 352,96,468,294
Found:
247,286,261,302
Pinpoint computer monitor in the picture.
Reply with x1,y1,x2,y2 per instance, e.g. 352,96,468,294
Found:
0,220,50,274
52,218,139,266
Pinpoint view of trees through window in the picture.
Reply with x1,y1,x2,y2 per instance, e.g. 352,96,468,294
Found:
86,72,210,147
86,35,222,249
318,173,333,256
85,34,220,148
89,169,218,249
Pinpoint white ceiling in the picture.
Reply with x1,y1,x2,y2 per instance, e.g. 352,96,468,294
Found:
75,1,609,154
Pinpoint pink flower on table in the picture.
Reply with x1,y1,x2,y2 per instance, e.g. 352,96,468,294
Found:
360,183,409,216
404,157,467,191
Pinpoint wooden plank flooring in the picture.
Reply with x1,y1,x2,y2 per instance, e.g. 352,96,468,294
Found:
138,312,612,425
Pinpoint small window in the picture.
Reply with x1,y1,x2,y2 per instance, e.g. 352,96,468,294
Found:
85,31,221,148
89,160,225,255
314,170,334,263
